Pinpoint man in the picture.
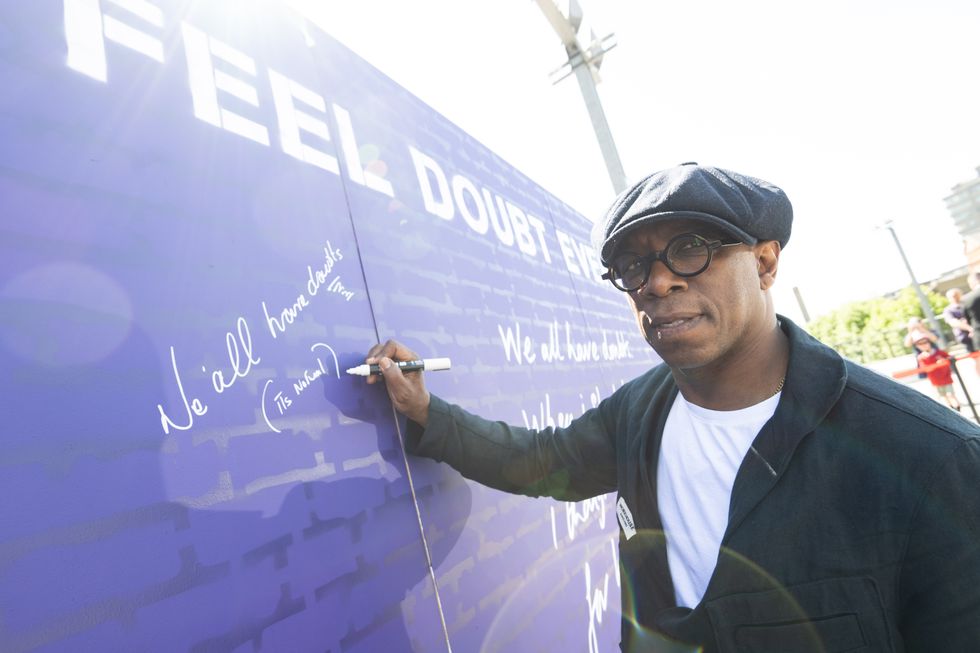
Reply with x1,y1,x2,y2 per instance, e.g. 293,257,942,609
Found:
362,163,980,651
942,287,980,376
962,272,980,353
943,288,974,351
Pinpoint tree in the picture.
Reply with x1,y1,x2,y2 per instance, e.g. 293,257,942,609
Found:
805,286,950,363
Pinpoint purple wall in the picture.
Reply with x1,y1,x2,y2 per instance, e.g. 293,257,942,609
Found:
0,2,658,651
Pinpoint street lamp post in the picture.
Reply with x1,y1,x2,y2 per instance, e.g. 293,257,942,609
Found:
792,286,811,324
533,0,627,194
881,221,947,348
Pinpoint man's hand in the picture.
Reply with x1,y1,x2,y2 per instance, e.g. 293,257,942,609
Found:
364,340,431,427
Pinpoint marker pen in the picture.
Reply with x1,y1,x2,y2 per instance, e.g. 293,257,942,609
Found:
345,357,452,377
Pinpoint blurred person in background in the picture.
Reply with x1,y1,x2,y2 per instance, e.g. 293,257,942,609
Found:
942,287,980,376
912,331,962,411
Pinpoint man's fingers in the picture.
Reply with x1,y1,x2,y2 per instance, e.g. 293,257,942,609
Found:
380,357,430,424
364,345,389,384
357,344,430,425
391,340,419,359
362,339,421,385
366,340,419,364
368,356,405,387
378,356,409,393
378,357,404,385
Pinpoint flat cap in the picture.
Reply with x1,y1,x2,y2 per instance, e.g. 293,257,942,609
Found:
593,162,793,266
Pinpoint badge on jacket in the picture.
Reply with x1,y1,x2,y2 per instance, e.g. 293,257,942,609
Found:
617,497,637,540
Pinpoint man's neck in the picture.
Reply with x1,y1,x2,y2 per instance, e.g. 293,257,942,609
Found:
671,322,790,411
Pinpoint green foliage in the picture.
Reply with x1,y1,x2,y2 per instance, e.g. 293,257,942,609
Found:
806,286,951,363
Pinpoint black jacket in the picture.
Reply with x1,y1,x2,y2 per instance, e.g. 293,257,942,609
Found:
407,317,980,651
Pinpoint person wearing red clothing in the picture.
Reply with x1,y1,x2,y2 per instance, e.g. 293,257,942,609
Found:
913,334,962,411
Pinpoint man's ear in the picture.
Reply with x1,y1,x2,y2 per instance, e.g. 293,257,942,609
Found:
757,241,781,290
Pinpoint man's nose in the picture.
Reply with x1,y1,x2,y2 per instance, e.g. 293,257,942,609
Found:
638,260,687,297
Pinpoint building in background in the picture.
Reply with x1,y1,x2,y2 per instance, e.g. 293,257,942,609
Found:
945,165,980,269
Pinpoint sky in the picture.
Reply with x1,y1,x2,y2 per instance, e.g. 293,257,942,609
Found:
286,0,980,325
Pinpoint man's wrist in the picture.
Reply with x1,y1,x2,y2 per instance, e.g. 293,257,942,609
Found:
406,392,431,428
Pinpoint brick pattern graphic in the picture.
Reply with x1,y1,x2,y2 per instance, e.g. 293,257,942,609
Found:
332,34,658,650
0,2,659,651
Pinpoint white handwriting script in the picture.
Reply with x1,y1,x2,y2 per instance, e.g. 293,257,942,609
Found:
263,242,347,339
498,320,633,366
157,316,260,435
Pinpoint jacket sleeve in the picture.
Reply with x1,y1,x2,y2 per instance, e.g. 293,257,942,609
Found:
899,437,980,649
403,393,621,502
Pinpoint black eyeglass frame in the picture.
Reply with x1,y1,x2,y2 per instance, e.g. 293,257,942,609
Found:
601,233,742,292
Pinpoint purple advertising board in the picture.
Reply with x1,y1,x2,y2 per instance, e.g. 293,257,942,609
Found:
0,2,659,651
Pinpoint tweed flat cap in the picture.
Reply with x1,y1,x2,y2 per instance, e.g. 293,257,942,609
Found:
593,162,793,266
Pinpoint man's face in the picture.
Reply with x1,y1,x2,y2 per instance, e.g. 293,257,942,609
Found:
615,219,777,372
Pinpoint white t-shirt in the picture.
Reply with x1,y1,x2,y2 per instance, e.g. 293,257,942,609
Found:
656,390,781,608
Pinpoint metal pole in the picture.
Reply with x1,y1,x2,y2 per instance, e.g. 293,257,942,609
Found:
949,357,979,421
884,223,948,348
533,0,627,194
571,63,627,193
792,286,811,323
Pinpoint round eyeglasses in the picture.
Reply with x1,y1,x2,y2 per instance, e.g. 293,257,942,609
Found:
601,233,742,292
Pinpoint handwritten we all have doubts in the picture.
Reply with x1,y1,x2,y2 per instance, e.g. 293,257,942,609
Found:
156,242,350,437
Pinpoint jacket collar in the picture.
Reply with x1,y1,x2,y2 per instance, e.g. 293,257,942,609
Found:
724,315,848,539
767,315,847,467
